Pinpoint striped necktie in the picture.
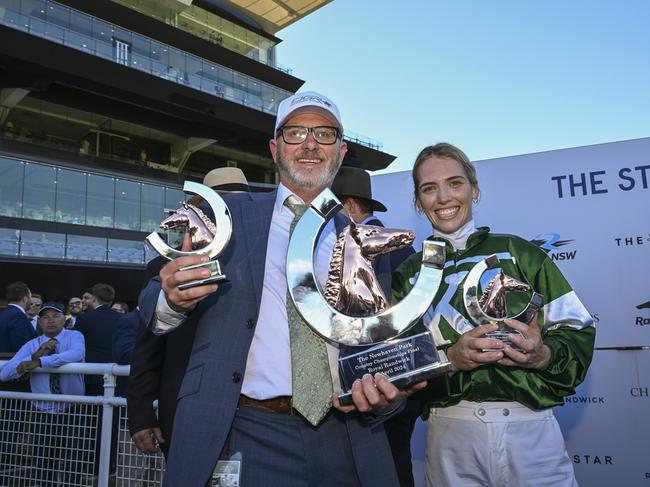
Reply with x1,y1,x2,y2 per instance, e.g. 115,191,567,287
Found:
48,339,62,394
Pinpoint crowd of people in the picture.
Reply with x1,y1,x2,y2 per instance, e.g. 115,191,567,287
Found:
0,90,596,487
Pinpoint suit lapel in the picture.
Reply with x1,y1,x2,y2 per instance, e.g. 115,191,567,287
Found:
238,190,276,307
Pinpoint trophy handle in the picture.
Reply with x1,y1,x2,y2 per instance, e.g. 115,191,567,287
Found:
286,188,446,346
462,254,544,327
145,181,232,260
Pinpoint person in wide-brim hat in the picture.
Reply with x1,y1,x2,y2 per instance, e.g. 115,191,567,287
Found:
202,167,249,193
331,166,387,213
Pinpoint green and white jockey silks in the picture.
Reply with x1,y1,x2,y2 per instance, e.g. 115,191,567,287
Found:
392,227,595,411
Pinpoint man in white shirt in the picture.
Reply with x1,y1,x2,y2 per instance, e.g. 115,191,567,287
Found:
0,301,85,484
136,91,424,486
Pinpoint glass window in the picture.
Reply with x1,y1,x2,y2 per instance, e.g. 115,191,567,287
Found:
87,173,114,227
66,234,106,262
44,0,68,42
141,183,164,232
55,168,86,224
150,40,168,77
91,17,113,59
185,53,202,89
27,0,48,36
164,187,184,212
0,228,20,256
0,156,24,217
115,179,140,230
20,230,65,259
108,238,144,264
167,47,186,83
131,33,152,73
23,162,56,221
68,9,92,51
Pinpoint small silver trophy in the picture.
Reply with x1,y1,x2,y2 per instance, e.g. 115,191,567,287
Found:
146,181,232,290
286,188,452,405
462,254,543,350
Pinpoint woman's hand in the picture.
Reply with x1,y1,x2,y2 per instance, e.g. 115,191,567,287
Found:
446,323,505,372
498,315,552,370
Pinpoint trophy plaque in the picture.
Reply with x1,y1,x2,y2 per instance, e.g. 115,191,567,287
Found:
145,181,232,290
462,254,543,351
286,189,452,406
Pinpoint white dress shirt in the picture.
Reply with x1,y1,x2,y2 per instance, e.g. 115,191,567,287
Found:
241,184,339,398
0,328,85,412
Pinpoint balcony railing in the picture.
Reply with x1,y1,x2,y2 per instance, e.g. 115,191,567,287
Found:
0,0,291,115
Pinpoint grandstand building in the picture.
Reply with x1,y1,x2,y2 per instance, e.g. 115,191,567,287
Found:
0,0,395,302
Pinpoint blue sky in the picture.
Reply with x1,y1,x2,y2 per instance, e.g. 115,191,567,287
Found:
277,1,650,173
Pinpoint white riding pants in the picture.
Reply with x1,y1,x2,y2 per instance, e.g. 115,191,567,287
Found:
425,401,577,487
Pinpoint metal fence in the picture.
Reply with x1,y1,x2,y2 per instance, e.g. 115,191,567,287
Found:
0,362,165,487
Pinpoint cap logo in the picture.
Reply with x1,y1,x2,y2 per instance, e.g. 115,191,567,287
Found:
290,94,332,108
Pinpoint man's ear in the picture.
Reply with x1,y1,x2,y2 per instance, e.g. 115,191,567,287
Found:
269,138,278,162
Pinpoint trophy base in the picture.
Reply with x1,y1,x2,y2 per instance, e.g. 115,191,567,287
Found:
482,329,525,353
177,260,229,290
337,331,452,407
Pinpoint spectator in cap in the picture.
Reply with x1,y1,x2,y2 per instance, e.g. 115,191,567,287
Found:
0,301,85,484
134,90,415,486
332,165,417,486
0,302,85,401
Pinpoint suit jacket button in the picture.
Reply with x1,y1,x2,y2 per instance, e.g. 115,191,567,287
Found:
246,319,254,329
232,372,241,383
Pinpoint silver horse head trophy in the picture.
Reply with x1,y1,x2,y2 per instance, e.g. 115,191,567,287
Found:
286,188,452,405
145,181,232,333
463,254,544,349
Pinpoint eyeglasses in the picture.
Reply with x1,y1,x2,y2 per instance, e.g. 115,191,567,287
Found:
69,301,81,306
276,126,341,145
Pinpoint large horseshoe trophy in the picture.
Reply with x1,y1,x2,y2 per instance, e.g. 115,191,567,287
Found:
462,254,544,351
286,189,451,405
146,181,232,291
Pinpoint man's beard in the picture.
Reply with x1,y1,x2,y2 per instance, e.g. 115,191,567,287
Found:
276,148,342,189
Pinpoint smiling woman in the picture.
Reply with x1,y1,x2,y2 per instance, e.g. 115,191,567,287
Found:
392,141,596,487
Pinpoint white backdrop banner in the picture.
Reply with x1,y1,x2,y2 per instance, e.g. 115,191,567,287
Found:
371,136,650,486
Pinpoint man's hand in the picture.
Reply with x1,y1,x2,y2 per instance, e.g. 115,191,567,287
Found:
446,323,505,372
160,233,218,312
132,427,165,454
332,373,427,414
17,359,40,374
31,338,57,361
498,315,551,370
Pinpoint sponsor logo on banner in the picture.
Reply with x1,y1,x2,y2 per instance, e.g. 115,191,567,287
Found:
572,454,613,465
630,387,648,397
613,233,650,247
530,233,577,261
564,395,605,405
635,300,650,326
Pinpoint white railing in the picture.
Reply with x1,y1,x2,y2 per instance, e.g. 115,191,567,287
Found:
0,361,164,487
